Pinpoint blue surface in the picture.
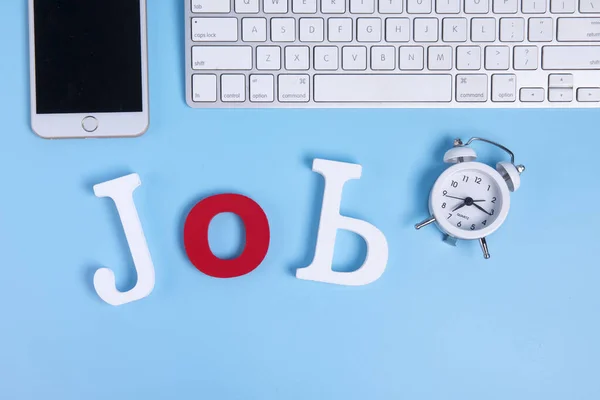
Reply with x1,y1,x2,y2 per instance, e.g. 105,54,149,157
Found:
1,1,599,399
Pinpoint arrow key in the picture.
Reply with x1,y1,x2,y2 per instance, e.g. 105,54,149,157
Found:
520,87,544,102
577,87,600,102
549,88,573,102
549,74,573,88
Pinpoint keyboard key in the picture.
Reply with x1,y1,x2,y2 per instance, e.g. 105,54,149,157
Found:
192,74,217,102
428,46,453,70
407,0,433,14
329,18,353,42
414,18,439,42
443,18,468,42
437,0,461,13
351,0,376,13
386,18,410,42
242,18,267,41
371,46,396,69
471,18,496,41
551,0,576,12
285,46,310,70
322,0,346,12
300,18,324,42
314,74,452,102
250,75,274,102
558,18,600,41
542,46,600,69
493,0,518,13
271,18,296,42
380,0,403,13
342,46,368,70
191,0,230,13
236,0,259,13
513,46,538,69
485,46,510,69
192,46,253,70
279,75,310,102
520,87,545,101
492,74,517,101
577,87,600,101
221,74,246,102
293,0,318,13
456,74,488,101
549,88,573,101
257,46,281,70
264,0,288,13
192,18,238,42
457,46,482,69
529,18,553,42
500,18,525,42
522,0,546,12
314,46,339,70
465,0,489,13
358,18,382,42
399,46,425,69
549,74,573,87
580,0,600,12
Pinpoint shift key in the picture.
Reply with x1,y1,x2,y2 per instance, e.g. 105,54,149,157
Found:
192,46,252,70
543,46,600,69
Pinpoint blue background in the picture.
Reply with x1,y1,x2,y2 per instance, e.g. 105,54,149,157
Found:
1,1,599,399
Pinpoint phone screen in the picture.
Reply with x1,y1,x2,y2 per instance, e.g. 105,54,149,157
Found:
33,0,143,115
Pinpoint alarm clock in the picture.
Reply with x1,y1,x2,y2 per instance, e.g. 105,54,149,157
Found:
415,137,525,259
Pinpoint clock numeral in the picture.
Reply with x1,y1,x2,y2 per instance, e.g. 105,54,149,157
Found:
487,185,491,191
451,180,458,188
475,177,482,184
462,175,469,182
457,221,462,227
492,197,496,203
482,220,487,226
443,190,448,196
447,213,452,219
470,224,476,230
442,202,446,209
491,209,495,215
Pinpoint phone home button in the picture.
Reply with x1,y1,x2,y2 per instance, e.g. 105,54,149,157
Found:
82,116,98,133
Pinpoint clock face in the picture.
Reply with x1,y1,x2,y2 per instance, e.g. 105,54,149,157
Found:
433,168,503,233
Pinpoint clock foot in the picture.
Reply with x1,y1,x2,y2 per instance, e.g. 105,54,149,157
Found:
479,237,490,259
443,235,458,246
415,216,436,230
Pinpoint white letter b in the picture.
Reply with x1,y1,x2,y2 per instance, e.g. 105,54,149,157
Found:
296,159,389,286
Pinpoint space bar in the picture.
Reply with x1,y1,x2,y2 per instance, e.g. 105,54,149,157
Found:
314,74,452,102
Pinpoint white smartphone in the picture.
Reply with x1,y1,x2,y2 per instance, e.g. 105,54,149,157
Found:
28,0,149,139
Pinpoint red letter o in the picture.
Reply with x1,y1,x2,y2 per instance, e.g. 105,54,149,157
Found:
183,194,270,278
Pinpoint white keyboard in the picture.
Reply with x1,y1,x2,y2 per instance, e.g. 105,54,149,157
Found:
185,0,600,108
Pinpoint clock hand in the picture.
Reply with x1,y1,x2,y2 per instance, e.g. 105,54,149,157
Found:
444,194,465,201
445,193,486,202
473,203,492,216
452,202,466,212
